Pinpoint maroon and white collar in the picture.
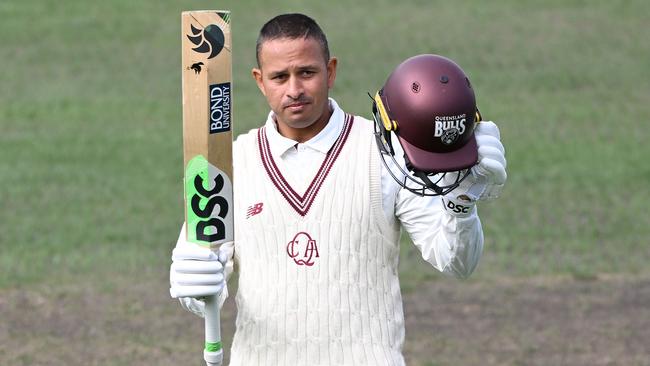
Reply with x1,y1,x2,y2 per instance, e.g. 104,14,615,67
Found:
263,98,346,158
258,113,354,217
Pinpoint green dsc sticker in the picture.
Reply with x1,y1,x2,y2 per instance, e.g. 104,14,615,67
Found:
185,155,233,246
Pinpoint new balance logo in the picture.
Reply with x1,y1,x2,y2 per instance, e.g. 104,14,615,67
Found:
246,202,264,218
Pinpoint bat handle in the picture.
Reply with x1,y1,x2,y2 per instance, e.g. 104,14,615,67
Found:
203,295,223,366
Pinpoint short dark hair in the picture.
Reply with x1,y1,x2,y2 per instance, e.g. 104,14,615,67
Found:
256,13,330,67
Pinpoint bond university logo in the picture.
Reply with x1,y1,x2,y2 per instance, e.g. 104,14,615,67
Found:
185,155,233,244
187,23,225,59
209,83,231,134
286,232,320,266
434,114,467,145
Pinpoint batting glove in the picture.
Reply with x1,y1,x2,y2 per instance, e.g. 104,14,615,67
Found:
169,226,228,299
443,121,507,213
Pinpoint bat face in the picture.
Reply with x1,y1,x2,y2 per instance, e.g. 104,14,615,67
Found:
181,11,231,365
181,11,233,249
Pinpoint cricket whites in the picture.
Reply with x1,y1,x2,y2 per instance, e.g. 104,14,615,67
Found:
181,10,233,366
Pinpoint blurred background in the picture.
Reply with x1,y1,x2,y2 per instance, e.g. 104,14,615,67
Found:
1,0,649,365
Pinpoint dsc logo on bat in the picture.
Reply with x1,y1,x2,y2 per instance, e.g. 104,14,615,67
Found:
191,172,229,242
185,156,233,245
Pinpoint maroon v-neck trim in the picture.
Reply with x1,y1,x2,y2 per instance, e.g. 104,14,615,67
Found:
258,114,354,217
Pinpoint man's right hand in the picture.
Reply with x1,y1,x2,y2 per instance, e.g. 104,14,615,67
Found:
170,226,226,299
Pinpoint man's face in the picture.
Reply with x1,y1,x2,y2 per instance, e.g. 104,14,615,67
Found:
252,37,337,134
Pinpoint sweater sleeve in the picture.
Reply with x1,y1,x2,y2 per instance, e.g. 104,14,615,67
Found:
381,134,484,279
395,191,484,279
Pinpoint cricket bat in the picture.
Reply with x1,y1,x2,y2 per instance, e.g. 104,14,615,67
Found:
181,10,233,366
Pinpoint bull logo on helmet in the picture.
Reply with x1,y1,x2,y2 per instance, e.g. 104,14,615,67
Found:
434,115,467,145
441,128,460,145
286,232,319,266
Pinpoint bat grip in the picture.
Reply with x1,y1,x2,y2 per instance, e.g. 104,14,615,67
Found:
203,295,223,366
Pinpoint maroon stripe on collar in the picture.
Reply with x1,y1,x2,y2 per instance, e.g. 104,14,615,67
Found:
258,114,354,216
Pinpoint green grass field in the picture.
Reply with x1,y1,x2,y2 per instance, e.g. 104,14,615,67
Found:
1,1,649,364
2,0,648,288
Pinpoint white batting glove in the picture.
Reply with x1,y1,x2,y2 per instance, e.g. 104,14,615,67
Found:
443,121,507,212
169,226,227,299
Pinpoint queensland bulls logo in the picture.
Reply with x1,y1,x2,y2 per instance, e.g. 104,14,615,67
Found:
434,115,466,145
286,232,319,266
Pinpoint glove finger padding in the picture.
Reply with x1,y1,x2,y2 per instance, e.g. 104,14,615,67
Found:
441,121,507,203
172,260,223,274
478,145,506,168
170,262,225,298
475,158,507,185
476,135,505,157
173,272,224,286
475,120,501,139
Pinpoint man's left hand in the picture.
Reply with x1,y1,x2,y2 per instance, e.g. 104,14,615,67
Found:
447,121,507,202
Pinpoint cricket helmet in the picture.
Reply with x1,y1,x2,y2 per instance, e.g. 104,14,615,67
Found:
372,54,482,195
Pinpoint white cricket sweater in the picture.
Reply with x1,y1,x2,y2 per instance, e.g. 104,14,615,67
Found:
230,112,405,365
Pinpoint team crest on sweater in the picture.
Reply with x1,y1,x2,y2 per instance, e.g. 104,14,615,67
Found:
286,231,319,266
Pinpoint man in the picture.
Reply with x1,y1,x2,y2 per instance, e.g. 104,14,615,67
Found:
170,13,506,366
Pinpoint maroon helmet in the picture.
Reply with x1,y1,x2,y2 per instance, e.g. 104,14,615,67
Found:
372,54,482,195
